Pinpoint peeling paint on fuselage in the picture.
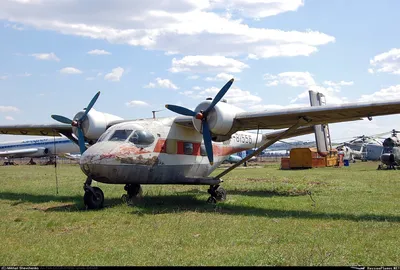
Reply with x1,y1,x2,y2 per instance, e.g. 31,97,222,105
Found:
80,117,264,184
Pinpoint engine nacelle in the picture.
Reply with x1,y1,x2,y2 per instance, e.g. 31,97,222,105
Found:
192,100,243,136
72,109,124,140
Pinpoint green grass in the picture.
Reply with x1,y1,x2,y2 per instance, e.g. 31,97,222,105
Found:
0,161,399,266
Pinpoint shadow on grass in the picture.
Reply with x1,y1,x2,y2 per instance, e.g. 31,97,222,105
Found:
129,194,400,222
184,188,308,197
1,191,400,222
0,192,124,212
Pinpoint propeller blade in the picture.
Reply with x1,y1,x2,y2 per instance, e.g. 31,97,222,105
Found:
76,128,87,154
79,91,100,122
204,78,234,115
202,120,214,165
51,115,73,125
165,104,196,117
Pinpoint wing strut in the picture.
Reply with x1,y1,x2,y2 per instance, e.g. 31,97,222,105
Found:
214,118,309,180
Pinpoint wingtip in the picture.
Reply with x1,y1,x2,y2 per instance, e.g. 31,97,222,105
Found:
165,105,169,109
210,162,214,165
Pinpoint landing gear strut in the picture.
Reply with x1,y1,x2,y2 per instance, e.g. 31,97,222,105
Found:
121,184,143,205
207,185,227,204
83,176,104,210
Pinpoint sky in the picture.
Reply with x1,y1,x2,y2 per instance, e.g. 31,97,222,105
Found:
1,0,400,143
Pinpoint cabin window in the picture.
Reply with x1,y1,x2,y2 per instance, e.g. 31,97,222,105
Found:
129,130,155,147
184,142,193,155
200,144,207,156
109,129,133,142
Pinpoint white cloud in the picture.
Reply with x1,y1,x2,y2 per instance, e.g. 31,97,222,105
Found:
195,86,261,107
323,80,354,87
126,100,150,107
209,0,304,19
369,48,400,75
264,71,353,105
17,72,32,77
0,106,19,112
358,85,400,102
60,67,82,74
85,77,95,81
104,67,124,82
4,22,24,30
264,72,316,87
205,72,237,81
0,75,8,80
5,116,14,121
187,75,200,80
87,49,111,55
30,52,60,61
170,56,249,73
145,78,179,89
179,90,194,96
0,1,334,60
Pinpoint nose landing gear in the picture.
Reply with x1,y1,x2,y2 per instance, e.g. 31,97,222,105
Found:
83,176,104,210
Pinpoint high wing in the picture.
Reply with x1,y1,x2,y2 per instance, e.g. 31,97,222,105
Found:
230,100,400,133
0,148,40,157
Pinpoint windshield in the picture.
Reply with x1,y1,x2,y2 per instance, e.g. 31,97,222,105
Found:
129,130,155,147
108,129,133,142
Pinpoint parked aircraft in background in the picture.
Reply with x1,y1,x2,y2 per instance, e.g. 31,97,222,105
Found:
2,79,400,209
0,136,80,163
225,154,256,164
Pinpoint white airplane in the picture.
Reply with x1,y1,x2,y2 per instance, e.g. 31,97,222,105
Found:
0,135,80,161
2,78,400,210
225,154,256,164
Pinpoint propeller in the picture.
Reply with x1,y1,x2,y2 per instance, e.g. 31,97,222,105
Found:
51,91,100,154
165,78,234,165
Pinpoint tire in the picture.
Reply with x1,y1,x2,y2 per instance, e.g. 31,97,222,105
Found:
84,187,104,210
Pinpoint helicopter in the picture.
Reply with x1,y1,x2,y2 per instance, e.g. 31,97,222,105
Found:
378,129,400,170
3,78,400,209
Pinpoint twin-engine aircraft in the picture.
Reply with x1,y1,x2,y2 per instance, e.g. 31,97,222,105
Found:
2,78,400,209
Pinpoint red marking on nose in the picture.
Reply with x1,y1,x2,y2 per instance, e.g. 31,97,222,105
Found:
71,121,78,127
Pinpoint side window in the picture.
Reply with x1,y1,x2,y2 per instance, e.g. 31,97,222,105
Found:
184,142,193,155
109,129,133,141
200,144,207,156
129,130,155,147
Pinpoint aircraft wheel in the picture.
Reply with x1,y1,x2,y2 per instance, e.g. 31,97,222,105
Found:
207,196,217,204
124,184,143,198
377,165,382,170
84,187,104,210
214,186,227,201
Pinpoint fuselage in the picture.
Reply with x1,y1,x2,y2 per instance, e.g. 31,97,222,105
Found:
0,136,80,158
80,117,266,185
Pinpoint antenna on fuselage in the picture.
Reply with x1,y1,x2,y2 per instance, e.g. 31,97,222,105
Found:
152,109,165,119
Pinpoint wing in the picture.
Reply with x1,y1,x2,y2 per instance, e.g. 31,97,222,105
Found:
0,148,40,157
230,100,400,133
0,124,71,137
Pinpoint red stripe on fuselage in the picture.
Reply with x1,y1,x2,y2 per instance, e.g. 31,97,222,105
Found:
153,139,246,156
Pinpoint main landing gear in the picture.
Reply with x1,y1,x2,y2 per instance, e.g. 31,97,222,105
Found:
207,185,227,204
121,184,143,205
83,176,104,210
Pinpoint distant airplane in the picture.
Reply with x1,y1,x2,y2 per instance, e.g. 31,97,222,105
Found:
225,154,256,164
0,136,80,163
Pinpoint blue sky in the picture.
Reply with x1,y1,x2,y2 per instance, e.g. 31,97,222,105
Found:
1,0,400,143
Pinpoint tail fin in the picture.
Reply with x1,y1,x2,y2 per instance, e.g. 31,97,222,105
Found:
309,90,332,156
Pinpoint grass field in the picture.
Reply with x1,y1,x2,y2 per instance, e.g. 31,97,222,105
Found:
1,161,399,266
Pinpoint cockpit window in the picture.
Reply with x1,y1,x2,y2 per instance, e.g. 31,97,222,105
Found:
129,130,155,147
109,129,133,142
